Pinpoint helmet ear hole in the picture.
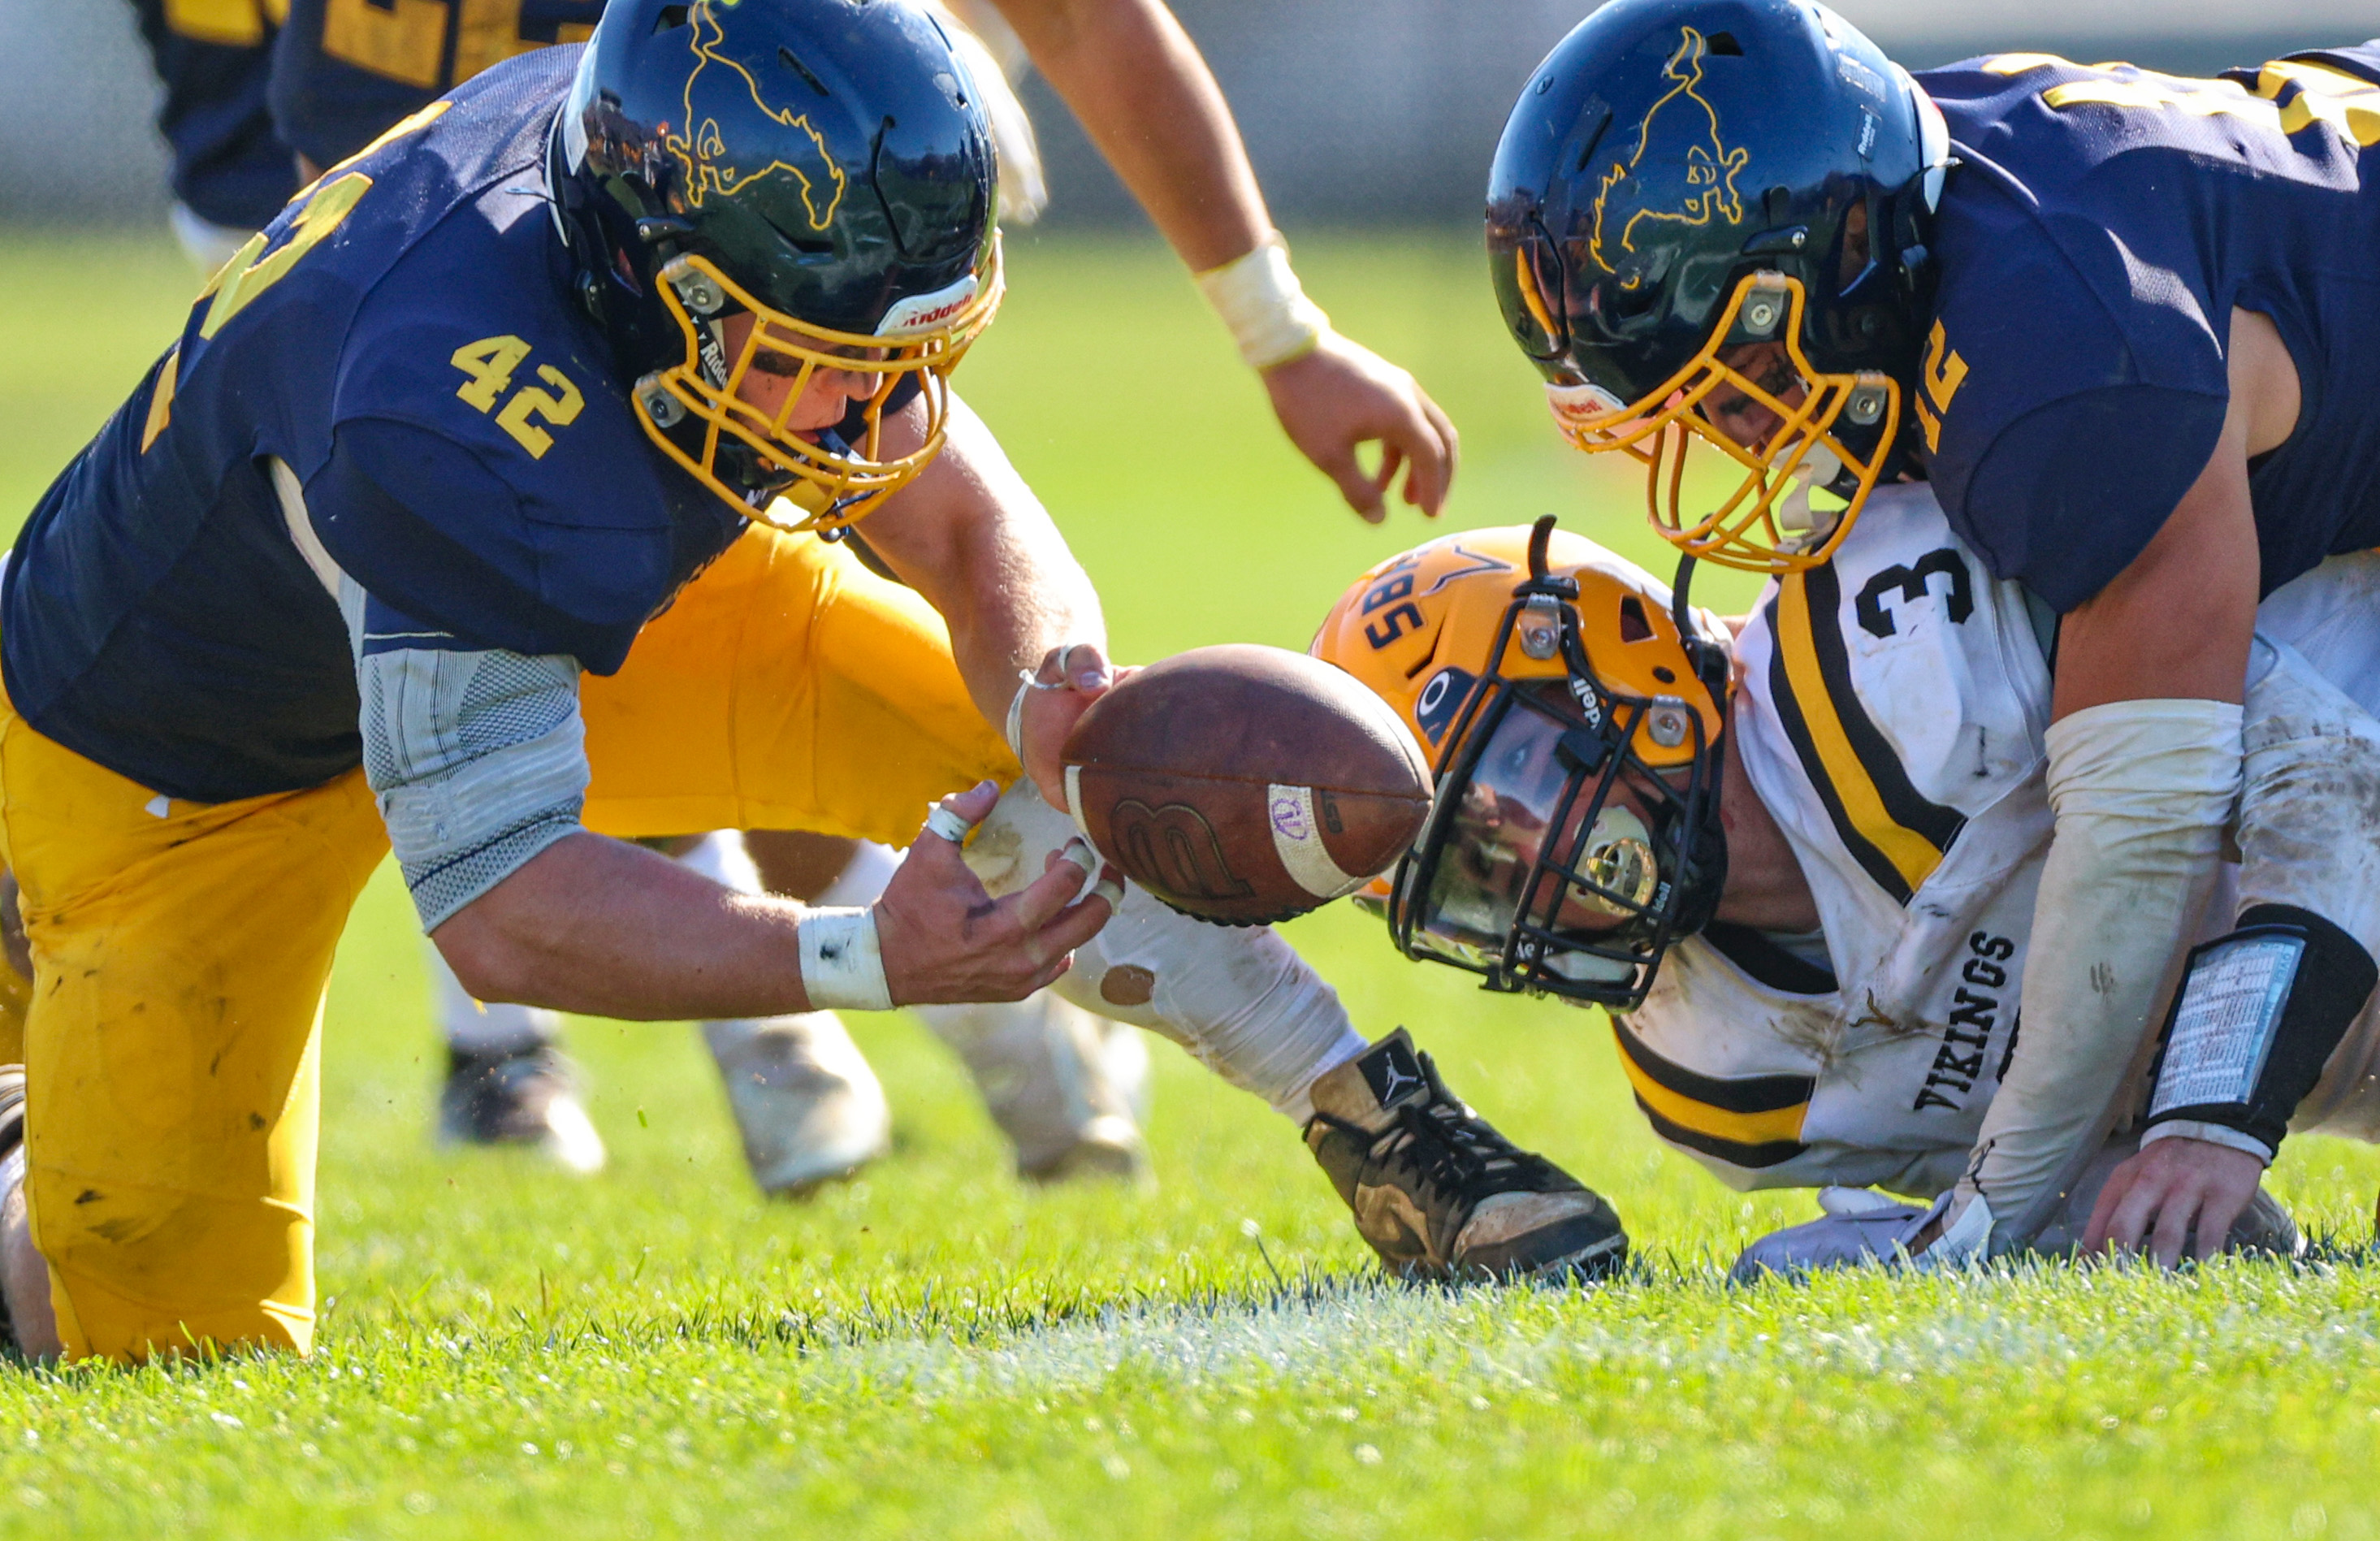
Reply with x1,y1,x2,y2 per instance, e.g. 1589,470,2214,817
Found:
1617,595,1653,643
1837,200,1872,296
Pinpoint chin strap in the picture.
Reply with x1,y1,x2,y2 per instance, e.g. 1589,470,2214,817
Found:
1669,553,1733,703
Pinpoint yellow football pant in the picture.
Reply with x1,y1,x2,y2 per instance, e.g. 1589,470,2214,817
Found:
0,528,1014,1362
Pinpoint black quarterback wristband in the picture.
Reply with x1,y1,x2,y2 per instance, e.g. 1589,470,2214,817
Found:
2144,903,2379,1157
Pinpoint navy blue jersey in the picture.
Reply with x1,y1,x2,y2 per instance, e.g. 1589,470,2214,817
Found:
268,0,604,170
128,0,303,232
4,46,740,804
1913,49,2380,612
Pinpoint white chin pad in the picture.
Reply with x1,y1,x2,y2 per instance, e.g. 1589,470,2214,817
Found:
1773,444,1848,552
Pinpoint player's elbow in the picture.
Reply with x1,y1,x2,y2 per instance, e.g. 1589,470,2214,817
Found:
431,907,545,1007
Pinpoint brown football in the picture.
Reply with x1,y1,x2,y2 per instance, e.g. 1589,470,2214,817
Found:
1058,643,1433,925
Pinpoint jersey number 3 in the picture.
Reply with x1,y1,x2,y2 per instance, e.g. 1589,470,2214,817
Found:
451,336,584,459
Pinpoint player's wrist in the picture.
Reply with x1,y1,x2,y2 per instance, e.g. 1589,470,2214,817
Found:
1194,233,1331,371
798,906,893,1011
1006,672,1035,762
2139,1119,2275,1167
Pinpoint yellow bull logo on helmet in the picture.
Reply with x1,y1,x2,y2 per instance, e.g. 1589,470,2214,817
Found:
662,0,847,229
1590,27,1750,279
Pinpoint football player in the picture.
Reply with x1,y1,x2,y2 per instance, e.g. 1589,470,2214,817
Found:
257,0,1456,1180
111,0,1146,1195
253,0,1140,1191
1311,501,2380,1274
0,0,1606,1362
1479,0,2380,1261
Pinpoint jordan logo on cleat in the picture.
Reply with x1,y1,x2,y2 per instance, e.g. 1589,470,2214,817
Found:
1362,1039,1426,1108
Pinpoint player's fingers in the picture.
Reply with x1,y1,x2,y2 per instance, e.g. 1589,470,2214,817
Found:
1035,868,1123,956
1006,836,1100,932
1306,434,1387,522
1388,399,1452,514
1060,641,1112,694
1370,443,1404,509
2193,1184,2252,1264
2145,1184,2204,1270
1420,392,1460,514
2081,1164,2142,1253
914,779,1000,853
2100,1171,2170,1257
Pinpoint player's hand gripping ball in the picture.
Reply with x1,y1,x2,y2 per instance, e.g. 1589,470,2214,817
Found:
1058,644,1431,924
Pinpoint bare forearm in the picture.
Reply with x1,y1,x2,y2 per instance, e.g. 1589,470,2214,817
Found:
865,395,1105,728
434,833,816,1019
990,0,1266,270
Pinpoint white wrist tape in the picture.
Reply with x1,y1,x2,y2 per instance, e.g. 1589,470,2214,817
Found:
1913,1192,1994,1270
1005,677,1029,762
1962,697,2243,1247
798,907,893,1012
1193,234,1331,370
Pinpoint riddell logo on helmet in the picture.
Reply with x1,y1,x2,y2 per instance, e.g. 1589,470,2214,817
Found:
1589,26,1750,278
663,0,848,229
878,276,981,338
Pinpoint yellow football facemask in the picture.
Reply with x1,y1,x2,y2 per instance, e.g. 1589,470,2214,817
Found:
631,239,1004,532
1542,271,1899,575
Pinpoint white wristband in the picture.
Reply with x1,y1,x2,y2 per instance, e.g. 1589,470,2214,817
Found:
2140,1119,2276,1167
798,907,893,1012
1193,233,1330,371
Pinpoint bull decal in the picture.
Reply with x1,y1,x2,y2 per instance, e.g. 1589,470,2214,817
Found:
1589,27,1750,278
663,0,847,228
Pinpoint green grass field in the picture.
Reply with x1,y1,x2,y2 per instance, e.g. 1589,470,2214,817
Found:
4,229,2380,1539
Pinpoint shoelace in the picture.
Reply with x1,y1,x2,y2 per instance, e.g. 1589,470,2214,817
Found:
1386,1052,1534,1197
1310,1051,1543,1204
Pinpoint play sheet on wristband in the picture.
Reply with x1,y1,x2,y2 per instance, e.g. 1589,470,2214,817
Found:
2151,934,2304,1114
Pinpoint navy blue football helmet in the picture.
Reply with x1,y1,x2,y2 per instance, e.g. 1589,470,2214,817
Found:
551,0,1003,528
1487,0,1947,572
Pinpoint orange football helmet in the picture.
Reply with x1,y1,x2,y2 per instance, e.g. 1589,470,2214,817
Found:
1312,517,1730,1008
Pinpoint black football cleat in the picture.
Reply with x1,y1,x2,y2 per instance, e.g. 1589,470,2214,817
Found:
1305,1030,1626,1283
437,1045,606,1175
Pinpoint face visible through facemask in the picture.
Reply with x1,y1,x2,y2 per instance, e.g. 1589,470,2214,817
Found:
718,312,882,439
1423,691,1665,959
